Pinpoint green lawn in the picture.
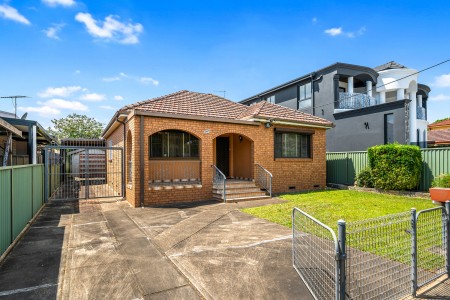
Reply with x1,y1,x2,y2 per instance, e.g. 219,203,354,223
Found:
243,190,443,271
242,189,435,230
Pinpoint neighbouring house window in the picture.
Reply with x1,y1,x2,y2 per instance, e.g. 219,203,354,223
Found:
384,114,394,144
265,95,275,104
108,140,113,160
274,131,311,158
149,130,199,158
298,82,312,109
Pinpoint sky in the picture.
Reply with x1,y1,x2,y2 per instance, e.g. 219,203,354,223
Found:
1,0,450,129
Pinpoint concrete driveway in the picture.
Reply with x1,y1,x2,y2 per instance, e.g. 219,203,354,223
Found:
0,198,313,299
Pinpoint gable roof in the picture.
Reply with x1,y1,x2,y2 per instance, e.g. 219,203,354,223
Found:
104,90,333,137
374,61,407,72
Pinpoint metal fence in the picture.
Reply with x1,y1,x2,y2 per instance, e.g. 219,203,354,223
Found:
293,204,450,299
45,146,123,201
414,206,448,293
326,147,450,191
292,208,343,299
345,212,412,299
0,164,44,256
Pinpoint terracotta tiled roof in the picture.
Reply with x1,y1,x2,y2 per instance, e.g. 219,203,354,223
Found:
120,90,333,127
428,129,450,143
238,101,333,126
429,119,450,128
374,61,407,72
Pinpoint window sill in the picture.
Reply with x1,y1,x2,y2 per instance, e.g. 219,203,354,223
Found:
274,157,313,162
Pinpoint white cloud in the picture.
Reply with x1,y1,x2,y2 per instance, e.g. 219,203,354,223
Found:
99,105,116,110
324,27,342,36
74,70,81,75
0,4,31,25
43,23,65,40
429,93,450,102
432,74,450,87
139,77,159,86
38,86,83,98
312,17,317,24
102,76,121,82
18,106,60,117
40,99,88,111
79,93,106,101
324,26,366,38
102,72,159,86
42,0,76,7
75,12,143,44
113,95,124,101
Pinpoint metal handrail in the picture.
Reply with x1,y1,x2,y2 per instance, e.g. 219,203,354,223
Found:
255,163,273,197
211,165,226,202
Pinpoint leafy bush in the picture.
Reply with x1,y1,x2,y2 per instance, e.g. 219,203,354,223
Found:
368,143,422,190
431,174,450,188
356,168,374,188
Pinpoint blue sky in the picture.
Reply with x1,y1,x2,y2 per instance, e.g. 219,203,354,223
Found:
1,0,450,129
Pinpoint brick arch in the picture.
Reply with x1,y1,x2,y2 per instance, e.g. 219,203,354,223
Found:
147,128,202,141
212,131,255,143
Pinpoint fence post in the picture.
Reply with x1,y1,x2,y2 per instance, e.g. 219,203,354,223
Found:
337,220,346,300
411,208,417,297
446,201,450,276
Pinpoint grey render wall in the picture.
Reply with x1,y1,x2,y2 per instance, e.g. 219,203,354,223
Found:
329,101,408,152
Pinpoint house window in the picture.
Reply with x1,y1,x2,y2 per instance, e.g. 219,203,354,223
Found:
149,130,199,159
384,114,394,144
266,95,275,104
275,131,311,158
298,82,312,109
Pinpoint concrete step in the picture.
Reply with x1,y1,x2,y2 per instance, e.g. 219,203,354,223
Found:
213,191,268,200
213,187,264,194
214,183,257,189
226,195,272,203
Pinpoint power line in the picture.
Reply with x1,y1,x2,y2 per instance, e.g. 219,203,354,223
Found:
295,58,450,112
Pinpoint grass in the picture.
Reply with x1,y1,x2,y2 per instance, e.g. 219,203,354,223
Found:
242,189,435,230
242,190,444,271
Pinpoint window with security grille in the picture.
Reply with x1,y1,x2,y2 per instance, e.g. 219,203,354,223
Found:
275,131,311,158
149,130,199,158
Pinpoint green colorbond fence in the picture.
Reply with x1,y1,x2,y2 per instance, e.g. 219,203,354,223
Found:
326,148,450,192
0,164,44,256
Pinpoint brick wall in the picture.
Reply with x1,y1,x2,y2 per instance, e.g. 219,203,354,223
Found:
105,115,326,207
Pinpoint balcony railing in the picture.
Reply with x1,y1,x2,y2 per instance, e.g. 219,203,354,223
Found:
149,160,201,189
417,107,426,120
337,92,379,109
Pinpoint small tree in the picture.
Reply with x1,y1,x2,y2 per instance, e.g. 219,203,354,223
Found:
367,143,422,190
48,113,104,141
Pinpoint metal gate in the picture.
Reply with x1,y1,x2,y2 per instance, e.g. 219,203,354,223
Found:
44,145,124,201
414,205,449,294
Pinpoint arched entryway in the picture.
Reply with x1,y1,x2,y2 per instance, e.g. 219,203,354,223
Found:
213,133,254,180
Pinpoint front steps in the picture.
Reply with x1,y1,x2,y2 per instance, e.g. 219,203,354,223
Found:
213,179,271,202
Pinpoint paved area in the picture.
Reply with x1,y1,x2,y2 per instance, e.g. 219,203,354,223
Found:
0,198,313,299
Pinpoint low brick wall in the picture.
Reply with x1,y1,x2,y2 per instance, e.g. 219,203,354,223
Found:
328,183,430,199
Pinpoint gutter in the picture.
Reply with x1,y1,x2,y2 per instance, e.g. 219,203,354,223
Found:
249,117,334,129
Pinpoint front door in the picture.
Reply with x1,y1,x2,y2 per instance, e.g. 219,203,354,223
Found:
216,137,230,177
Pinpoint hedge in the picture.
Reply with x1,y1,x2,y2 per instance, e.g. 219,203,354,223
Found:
367,143,422,190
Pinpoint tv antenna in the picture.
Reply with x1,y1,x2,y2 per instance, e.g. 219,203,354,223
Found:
0,95,30,118
214,91,226,98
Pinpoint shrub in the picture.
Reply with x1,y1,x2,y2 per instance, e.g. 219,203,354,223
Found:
431,174,450,188
368,143,422,190
356,168,374,188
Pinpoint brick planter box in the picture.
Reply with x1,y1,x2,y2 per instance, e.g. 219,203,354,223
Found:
429,187,450,203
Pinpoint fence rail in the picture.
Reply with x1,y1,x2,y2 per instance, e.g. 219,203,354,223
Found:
0,164,44,256
293,204,450,299
326,147,450,191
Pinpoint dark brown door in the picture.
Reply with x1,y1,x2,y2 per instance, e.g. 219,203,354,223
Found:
216,137,230,177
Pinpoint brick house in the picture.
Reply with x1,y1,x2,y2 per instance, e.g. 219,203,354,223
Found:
101,90,333,207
